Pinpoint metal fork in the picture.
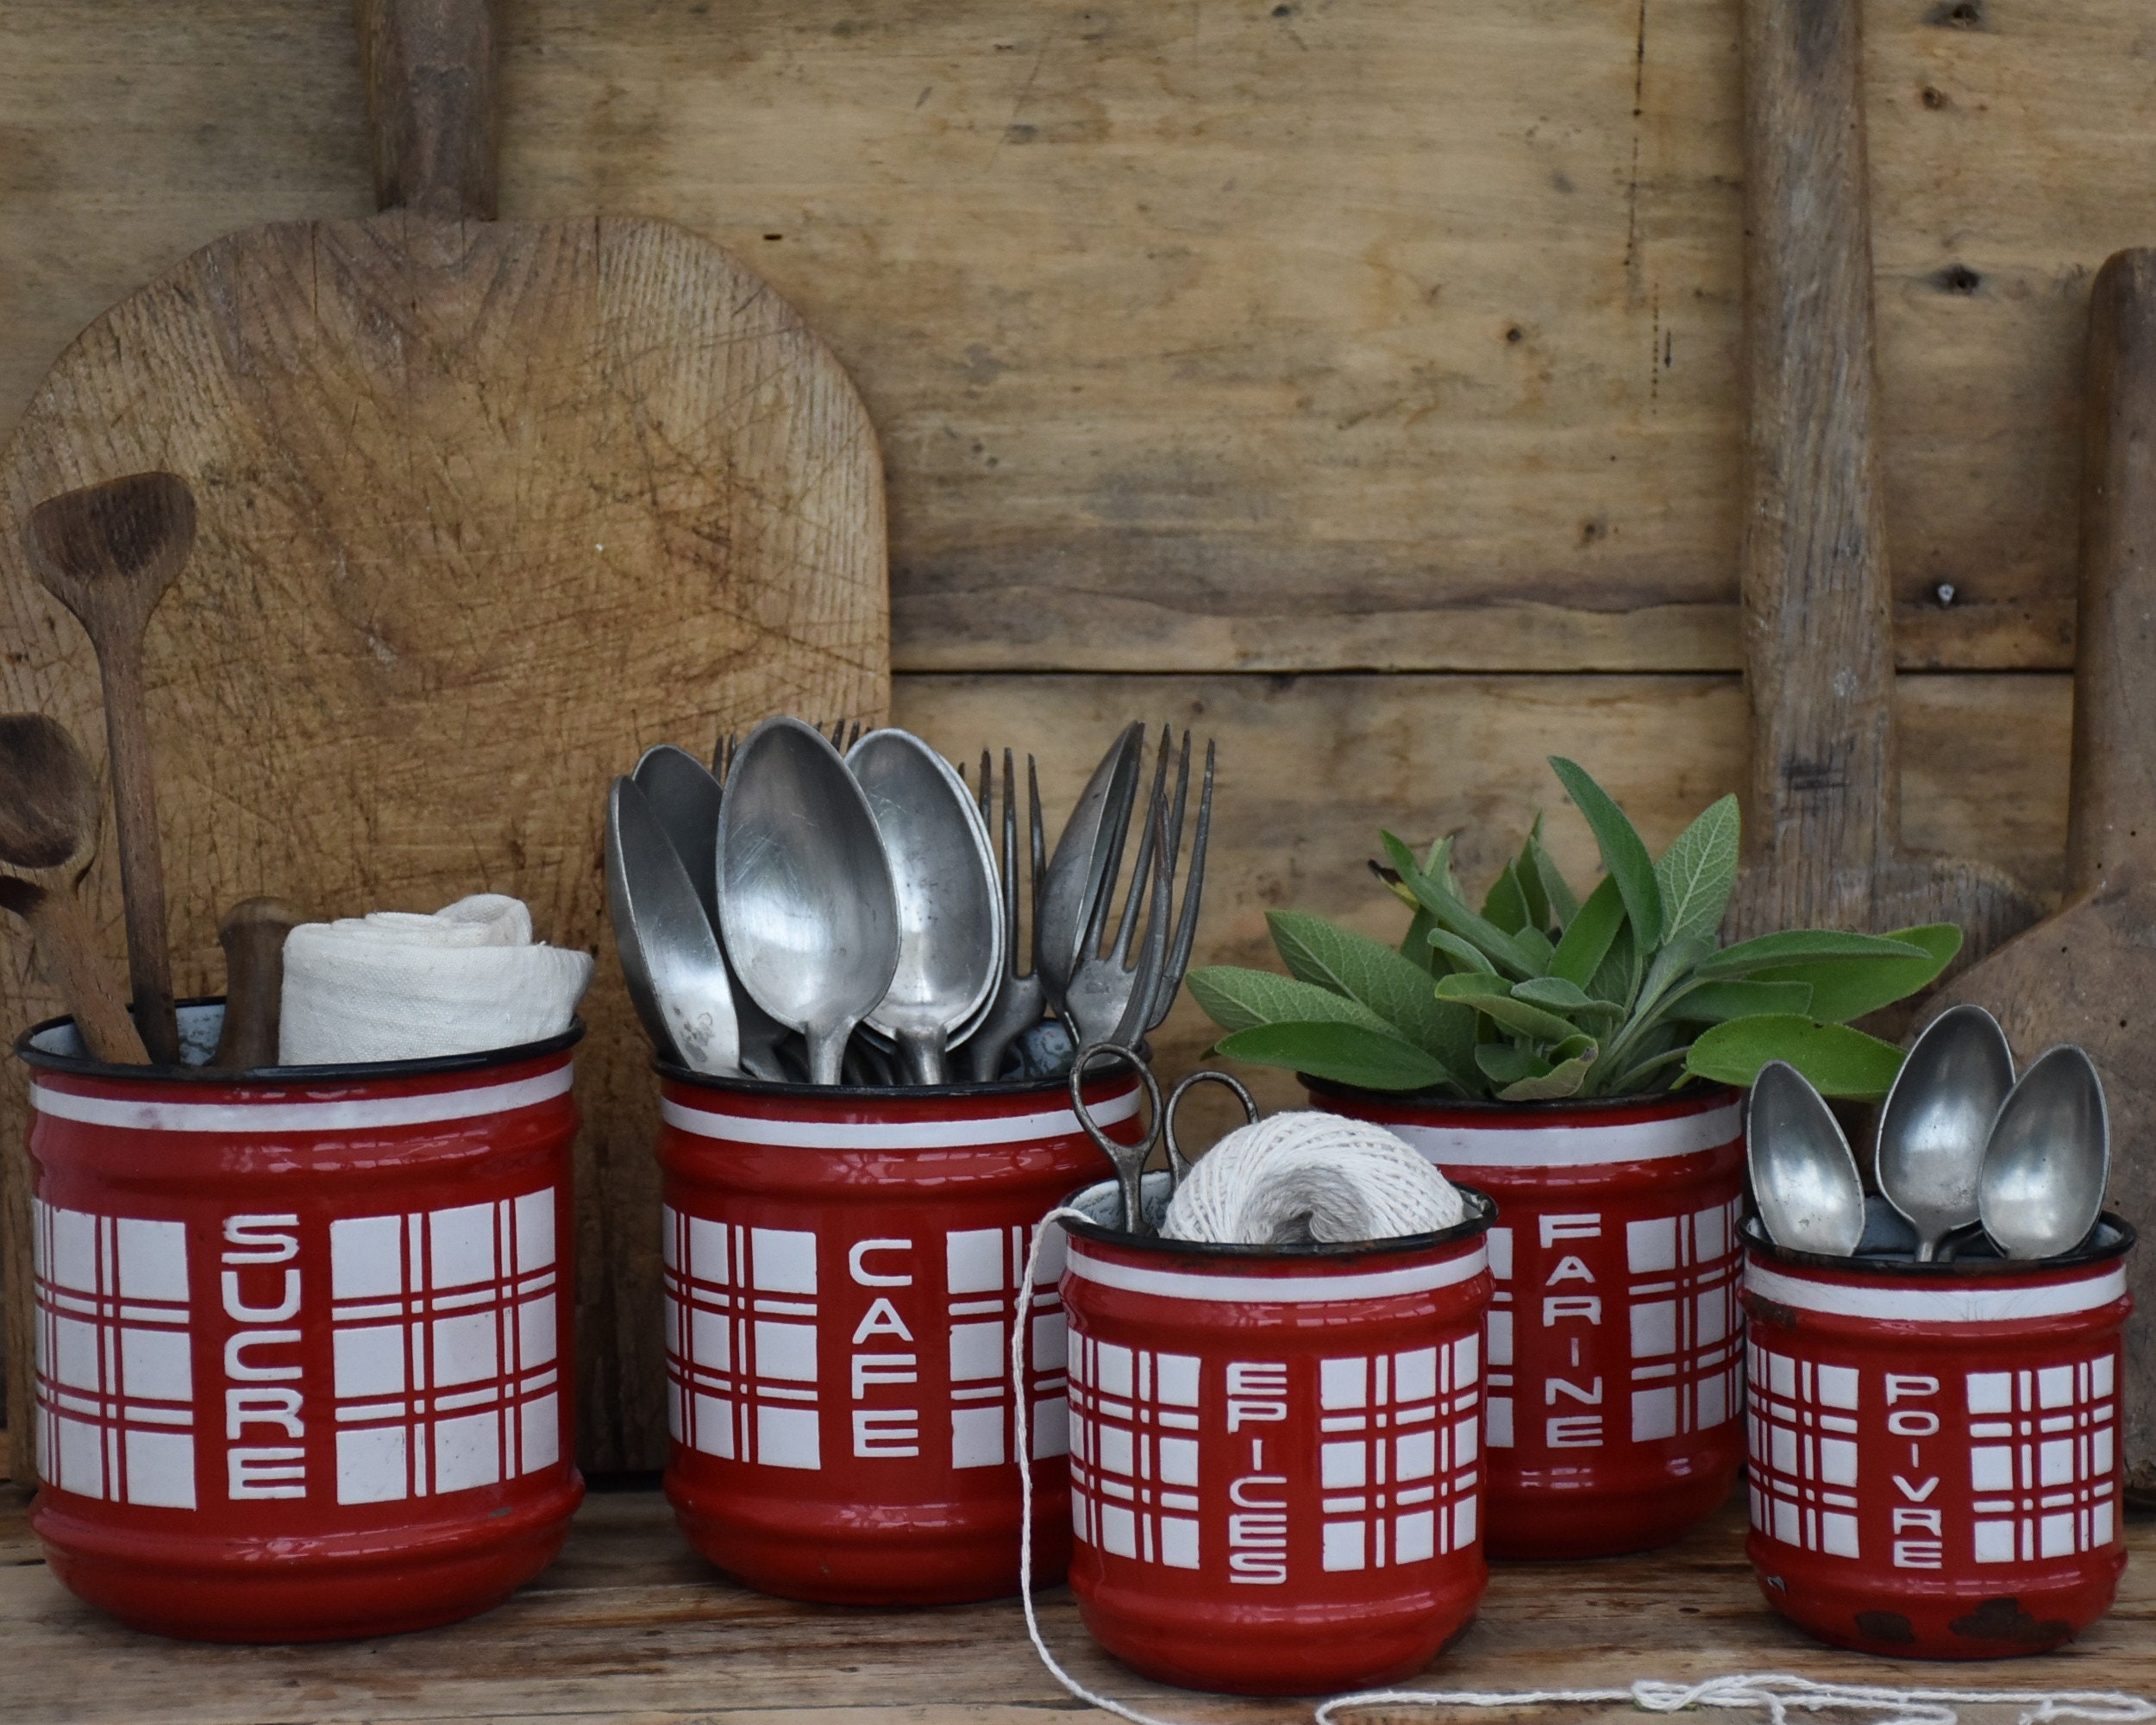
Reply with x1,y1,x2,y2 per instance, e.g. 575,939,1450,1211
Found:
961,748,1047,1082
1061,728,1213,1047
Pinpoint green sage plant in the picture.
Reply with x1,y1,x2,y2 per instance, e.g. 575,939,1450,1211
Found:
1188,757,1959,1102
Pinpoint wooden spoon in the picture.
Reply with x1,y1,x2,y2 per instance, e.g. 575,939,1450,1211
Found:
211,896,304,1070
0,713,147,1062
22,472,194,1063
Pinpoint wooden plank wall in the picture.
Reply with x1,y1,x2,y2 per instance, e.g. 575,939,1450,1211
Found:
0,0,2140,1471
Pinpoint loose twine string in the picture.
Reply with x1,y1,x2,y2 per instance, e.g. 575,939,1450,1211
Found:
1010,1208,2153,1725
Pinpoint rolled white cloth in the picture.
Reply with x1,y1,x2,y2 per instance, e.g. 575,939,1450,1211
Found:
1161,1111,1466,1246
279,894,593,1065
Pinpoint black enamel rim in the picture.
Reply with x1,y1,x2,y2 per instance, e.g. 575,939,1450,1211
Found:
16,998,586,1084
1057,1181,1497,1264
1740,1210,2135,1277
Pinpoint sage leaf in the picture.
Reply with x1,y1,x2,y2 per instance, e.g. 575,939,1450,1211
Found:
1429,929,1498,975
1549,874,1625,988
1696,928,1929,977
1476,1043,1545,1086
1383,831,1541,978
1683,1015,1906,1101
1187,966,1401,1036
1748,923,1962,1023
1500,1049,1596,1101
1526,825,1580,929
1663,979,1816,1023
1653,793,1739,946
1512,975,1598,1012
1482,859,1532,935
1435,976,1582,1044
1214,1022,1458,1093
1266,912,1477,1069
1549,756,1664,951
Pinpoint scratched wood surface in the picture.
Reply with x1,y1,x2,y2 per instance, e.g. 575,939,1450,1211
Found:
4,1,2154,674
3,1482,2148,1722
0,202,890,1477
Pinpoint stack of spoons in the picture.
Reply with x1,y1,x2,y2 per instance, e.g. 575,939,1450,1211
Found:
1748,1005,2112,1264
605,715,1214,1088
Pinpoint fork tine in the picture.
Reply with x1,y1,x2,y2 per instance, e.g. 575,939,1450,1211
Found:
1111,756,1170,967
1150,738,1214,1030
1076,732,1146,963
978,747,993,821
1159,728,1193,887
1027,754,1046,976
1112,795,1175,1046
1000,748,1020,974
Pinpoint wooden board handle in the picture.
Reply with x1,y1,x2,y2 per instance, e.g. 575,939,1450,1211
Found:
1737,0,1896,915
354,0,499,219
211,897,303,1070
2069,250,2156,897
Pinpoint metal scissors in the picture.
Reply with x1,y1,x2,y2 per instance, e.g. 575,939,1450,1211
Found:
1068,1040,1259,1235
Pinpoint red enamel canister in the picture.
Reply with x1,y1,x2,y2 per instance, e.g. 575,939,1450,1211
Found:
656,1065,1138,1604
19,1003,585,1642
1057,1180,1496,1696
1307,1082,1745,1559
1741,1217,2134,1658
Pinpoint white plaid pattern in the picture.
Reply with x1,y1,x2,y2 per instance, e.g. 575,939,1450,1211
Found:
662,1209,823,1470
32,1199,197,1508
1968,1358,2120,1563
1318,1339,1481,1571
1746,1342,1862,1558
1626,1200,1742,1441
944,1225,1071,1469
1069,1334,1204,1569
329,1189,563,1504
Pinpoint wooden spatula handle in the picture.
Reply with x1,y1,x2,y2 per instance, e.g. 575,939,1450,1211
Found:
1737,0,1896,923
213,896,304,1070
18,882,149,1064
94,638,180,1063
354,0,498,220
2068,253,2156,899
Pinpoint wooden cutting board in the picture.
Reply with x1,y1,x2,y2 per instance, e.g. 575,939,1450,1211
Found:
0,0,888,1475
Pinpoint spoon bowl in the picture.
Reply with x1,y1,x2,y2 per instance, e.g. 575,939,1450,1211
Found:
848,730,1002,1084
607,776,741,1076
1876,1003,2015,1260
1980,1044,2109,1261
718,718,899,1086
1747,1059,1866,1256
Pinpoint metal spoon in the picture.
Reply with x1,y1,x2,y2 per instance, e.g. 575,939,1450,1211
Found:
631,743,791,1082
1747,1059,1866,1256
22,472,195,1063
848,729,1002,1085
606,776,741,1075
1038,722,1147,1013
718,718,899,1087
1980,1044,2109,1260
1876,1003,2015,1261
0,712,146,1063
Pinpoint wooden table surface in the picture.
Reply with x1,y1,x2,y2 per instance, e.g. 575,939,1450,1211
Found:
5,1481,2151,1725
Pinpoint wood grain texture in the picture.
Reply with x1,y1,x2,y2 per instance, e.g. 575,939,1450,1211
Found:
355,0,501,220
1926,249,2156,1493
4,2,2156,672
1729,0,2036,961
0,206,889,1477
3,1482,2149,1723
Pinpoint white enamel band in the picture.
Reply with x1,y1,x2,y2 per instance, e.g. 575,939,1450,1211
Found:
1066,1240,1487,1304
662,1084,1141,1150
1745,1261,2128,1323
31,1063,573,1133
1382,1100,1742,1170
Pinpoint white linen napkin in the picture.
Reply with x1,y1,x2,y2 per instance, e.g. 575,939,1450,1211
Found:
279,894,593,1065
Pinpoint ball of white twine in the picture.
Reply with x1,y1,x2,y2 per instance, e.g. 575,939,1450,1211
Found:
1160,1111,1464,1245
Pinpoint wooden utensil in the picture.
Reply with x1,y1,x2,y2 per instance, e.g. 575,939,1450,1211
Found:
1729,0,2038,959
20,474,192,1063
0,713,148,1063
211,896,304,1070
0,0,887,1476
1922,248,2156,1492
